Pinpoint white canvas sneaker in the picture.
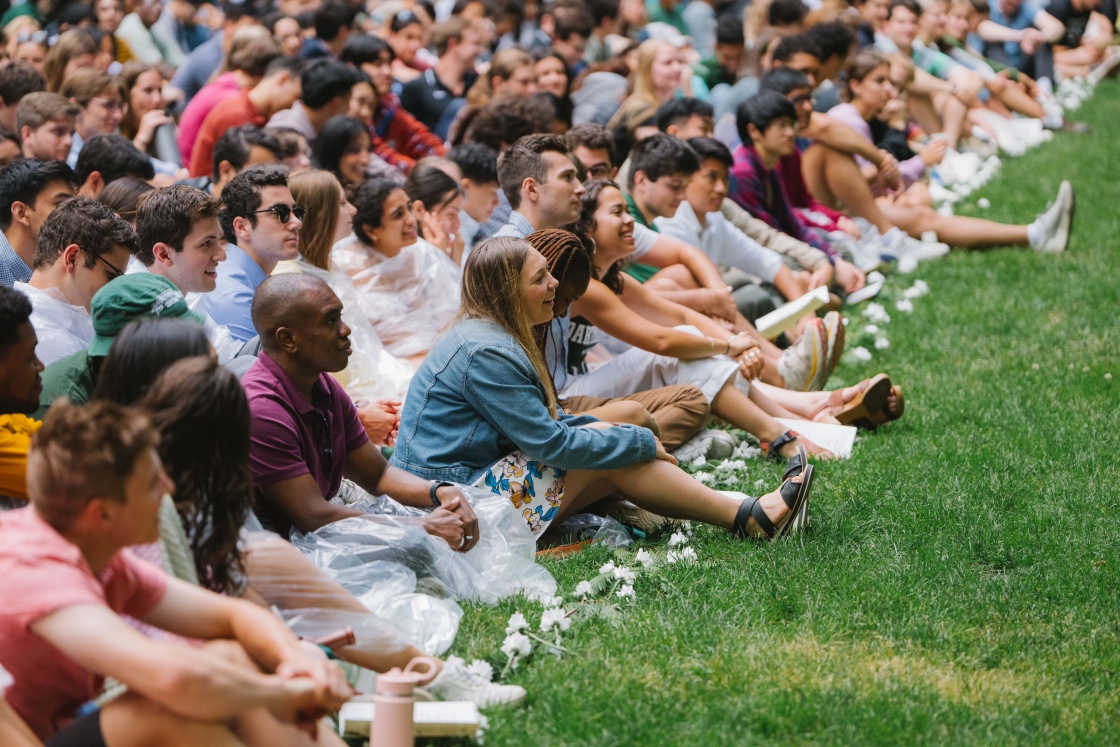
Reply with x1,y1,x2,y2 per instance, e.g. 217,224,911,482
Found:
425,657,527,708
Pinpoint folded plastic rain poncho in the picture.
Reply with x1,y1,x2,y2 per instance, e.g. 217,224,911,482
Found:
282,482,556,654
330,236,462,359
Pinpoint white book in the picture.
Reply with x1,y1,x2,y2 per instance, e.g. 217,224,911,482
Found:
754,286,831,338
775,418,857,459
338,701,481,738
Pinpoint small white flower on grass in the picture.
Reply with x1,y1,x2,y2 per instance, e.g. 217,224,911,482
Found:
616,583,635,599
540,607,571,633
504,613,528,635
842,317,850,326
1032,363,1040,370
612,566,636,582
755,479,766,487
905,280,930,298
574,580,594,597
501,632,531,658
716,459,747,472
679,547,698,563
1083,366,1090,372
875,337,890,350
1107,373,1113,380
599,561,616,575
666,550,680,564
895,299,914,313
1069,364,1075,370
635,549,654,567
862,303,891,324
864,324,879,335
689,454,707,468
852,346,873,362
669,531,688,547
733,443,762,459
693,471,714,484
978,197,991,208
466,660,494,682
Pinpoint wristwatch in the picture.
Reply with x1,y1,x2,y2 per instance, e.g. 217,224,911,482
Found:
429,481,454,507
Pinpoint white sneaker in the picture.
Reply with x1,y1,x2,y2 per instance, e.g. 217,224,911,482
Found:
426,657,527,708
777,318,825,392
671,428,739,463
809,311,843,392
1032,181,1074,253
884,227,950,263
604,499,669,532
1088,48,1120,85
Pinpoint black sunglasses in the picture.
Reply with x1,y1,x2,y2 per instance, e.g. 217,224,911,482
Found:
250,204,305,223
95,253,124,279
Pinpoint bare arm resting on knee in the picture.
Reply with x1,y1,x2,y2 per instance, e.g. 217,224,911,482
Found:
31,585,351,725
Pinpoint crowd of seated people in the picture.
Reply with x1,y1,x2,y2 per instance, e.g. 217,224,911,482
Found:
0,0,1109,741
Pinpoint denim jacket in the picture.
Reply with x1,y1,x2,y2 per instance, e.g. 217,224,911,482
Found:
391,318,657,483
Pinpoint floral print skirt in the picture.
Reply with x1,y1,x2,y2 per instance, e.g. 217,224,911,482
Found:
474,451,566,538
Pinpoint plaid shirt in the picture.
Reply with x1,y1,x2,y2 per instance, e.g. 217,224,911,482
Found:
0,231,30,289
372,93,447,174
729,145,836,258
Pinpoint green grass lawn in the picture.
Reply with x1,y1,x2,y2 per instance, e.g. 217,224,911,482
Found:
445,81,1120,746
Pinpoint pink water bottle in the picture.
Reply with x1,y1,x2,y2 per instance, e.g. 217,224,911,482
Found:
371,656,439,747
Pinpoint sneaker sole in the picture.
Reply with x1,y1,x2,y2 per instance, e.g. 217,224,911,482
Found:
809,316,839,392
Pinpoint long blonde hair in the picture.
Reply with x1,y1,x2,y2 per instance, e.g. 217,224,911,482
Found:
607,40,671,131
457,237,558,417
466,48,533,108
289,170,341,271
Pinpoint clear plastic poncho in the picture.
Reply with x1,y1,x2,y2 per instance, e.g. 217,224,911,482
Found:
330,236,462,359
285,482,557,654
272,257,415,402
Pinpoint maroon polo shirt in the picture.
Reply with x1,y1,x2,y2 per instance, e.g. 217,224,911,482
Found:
242,352,369,535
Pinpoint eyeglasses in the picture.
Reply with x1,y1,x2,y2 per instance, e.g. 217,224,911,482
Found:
250,204,305,223
17,31,48,44
91,97,125,112
95,252,124,279
586,164,613,180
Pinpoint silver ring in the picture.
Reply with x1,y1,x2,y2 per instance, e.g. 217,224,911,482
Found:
465,535,473,540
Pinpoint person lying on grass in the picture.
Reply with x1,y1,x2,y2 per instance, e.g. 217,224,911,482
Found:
0,400,352,747
527,226,903,437
390,235,816,540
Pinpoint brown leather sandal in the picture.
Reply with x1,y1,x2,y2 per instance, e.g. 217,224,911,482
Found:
855,385,904,430
809,373,892,425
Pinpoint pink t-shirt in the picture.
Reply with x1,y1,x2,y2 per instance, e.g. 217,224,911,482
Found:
0,507,167,740
178,72,244,169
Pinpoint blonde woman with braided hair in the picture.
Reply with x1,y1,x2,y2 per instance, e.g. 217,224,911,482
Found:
391,236,817,541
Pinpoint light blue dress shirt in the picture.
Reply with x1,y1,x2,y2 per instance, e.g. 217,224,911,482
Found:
192,245,266,342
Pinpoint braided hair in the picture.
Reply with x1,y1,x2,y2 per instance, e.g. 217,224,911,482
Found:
524,229,592,387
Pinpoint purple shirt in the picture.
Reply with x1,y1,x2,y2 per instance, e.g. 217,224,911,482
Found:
826,103,926,190
243,352,369,535
178,72,242,169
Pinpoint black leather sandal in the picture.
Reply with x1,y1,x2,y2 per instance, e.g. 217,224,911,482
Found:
764,430,799,462
782,445,808,482
731,463,814,540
